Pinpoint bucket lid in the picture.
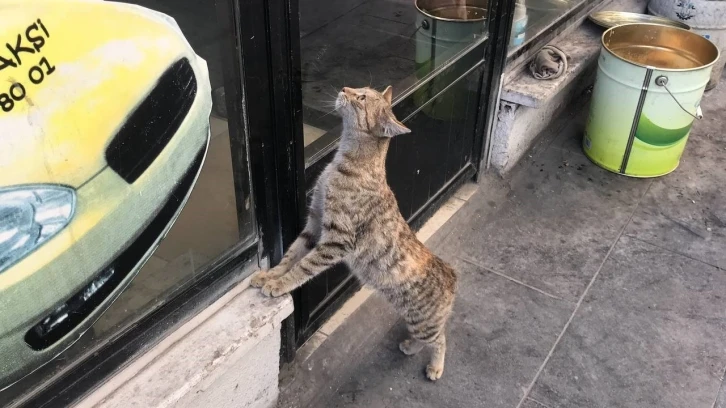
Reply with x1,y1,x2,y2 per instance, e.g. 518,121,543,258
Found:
602,23,720,72
415,0,488,22
589,11,690,30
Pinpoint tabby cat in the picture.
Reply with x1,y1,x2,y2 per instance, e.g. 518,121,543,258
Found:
251,85,457,381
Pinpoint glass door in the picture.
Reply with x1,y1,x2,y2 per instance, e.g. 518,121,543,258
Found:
237,0,513,351
295,0,499,346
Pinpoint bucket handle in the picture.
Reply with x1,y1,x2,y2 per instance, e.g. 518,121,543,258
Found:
655,76,703,120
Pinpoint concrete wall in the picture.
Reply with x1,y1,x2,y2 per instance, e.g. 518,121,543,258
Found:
178,328,282,408
490,66,596,174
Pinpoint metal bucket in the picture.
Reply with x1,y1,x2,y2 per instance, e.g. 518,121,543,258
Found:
648,0,726,90
413,0,487,120
583,23,719,177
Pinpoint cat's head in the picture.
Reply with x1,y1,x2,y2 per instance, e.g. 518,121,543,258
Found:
335,86,411,138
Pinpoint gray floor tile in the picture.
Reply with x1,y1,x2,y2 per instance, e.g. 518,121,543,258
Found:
549,98,591,156
624,125,726,270
716,378,726,408
279,258,573,408
278,293,401,408
528,237,726,408
438,147,651,302
520,397,557,408
424,176,512,253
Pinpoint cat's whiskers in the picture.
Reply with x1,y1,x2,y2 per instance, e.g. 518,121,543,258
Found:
319,107,338,119
322,91,339,104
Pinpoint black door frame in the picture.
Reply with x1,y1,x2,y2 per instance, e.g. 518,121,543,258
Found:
234,0,307,361
479,0,519,172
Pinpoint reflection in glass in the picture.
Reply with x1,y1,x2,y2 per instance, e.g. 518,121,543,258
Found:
300,0,488,155
387,66,483,219
508,0,578,52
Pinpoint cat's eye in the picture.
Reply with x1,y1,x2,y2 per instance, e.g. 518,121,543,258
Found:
357,95,366,101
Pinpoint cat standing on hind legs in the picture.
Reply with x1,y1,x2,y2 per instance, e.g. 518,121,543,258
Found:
250,85,457,381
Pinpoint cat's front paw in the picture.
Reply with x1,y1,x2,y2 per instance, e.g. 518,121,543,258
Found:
425,364,444,381
250,270,271,288
261,279,288,298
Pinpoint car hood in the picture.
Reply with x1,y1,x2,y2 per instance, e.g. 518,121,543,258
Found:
0,0,207,188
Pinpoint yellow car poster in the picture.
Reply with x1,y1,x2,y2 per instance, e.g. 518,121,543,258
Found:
0,0,212,388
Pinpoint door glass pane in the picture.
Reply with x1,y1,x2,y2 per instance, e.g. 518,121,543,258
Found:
0,0,254,402
509,0,603,52
388,66,482,218
300,0,488,160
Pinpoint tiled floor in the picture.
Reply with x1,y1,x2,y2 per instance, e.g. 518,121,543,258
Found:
277,81,726,408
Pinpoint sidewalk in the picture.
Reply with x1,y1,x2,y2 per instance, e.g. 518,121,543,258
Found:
277,81,726,408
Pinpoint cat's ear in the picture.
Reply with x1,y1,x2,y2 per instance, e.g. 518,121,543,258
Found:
382,85,393,104
382,113,411,137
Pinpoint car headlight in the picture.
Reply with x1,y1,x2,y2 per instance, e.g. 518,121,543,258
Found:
0,185,76,273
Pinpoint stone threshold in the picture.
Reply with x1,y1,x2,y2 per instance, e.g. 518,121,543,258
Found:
77,272,293,408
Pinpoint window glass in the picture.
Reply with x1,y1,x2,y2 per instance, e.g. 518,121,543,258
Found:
0,0,254,403
508,0,599,52
300,0,489,161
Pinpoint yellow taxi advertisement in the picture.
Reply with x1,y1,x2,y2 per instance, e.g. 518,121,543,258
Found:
0,0,212,388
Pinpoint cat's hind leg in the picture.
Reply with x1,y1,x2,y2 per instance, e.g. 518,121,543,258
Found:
425,334,446,381
405,307,451,381
402,325,447,380
399,338,425,356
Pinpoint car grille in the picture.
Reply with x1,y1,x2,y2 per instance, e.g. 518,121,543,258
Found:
105,58,197,183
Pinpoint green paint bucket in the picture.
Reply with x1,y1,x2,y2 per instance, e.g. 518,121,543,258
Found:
413,0,487,120
584,23,720,177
